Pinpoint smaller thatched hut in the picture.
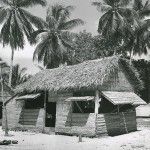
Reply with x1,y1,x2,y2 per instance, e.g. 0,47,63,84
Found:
3,56,146,137
136,104,150,129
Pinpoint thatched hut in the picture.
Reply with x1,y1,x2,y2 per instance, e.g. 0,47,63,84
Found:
3,56,146,136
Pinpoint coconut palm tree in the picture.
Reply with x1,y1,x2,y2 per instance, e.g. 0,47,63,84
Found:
92,0,150,62
92,0,132,38
133,0,150,18
123,0,150,63
31,4,84,69
0,0,47,87
92,0,134,56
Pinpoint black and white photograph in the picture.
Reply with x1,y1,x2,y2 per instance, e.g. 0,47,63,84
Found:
0,0,149,149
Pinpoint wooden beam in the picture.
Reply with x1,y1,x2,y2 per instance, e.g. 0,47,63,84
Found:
95,90,99,114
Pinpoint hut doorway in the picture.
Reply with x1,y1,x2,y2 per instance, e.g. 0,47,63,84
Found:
45,102,56,127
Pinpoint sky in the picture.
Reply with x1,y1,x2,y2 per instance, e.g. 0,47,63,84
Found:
0,0,101,74
0,0,149,75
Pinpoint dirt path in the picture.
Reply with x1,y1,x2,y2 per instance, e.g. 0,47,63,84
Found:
0,128,150,150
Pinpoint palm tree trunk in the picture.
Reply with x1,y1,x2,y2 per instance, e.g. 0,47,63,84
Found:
129,47,134,65
147,67,150,103
8,49,14,87
0,67,8,136
4,106,8,136
113,49,117,55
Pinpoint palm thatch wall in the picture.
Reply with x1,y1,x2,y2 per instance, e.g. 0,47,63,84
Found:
15,56,143,94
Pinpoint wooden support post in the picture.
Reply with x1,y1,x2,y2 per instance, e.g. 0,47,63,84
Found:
122,112,128,133
95,90,99,114
117,105,120,113
78,134,82,142
42,91,47,133
70,102,73,127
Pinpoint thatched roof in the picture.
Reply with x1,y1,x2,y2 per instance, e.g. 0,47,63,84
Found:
15,56,143,94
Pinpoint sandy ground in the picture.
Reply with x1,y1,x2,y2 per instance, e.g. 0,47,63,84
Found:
0,128,149,150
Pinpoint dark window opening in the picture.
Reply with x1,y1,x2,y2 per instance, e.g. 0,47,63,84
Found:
119,105,135,112
73,90,95,97
72,90,95,113
72,101,95,113
24,94,44,109
98,96,135,113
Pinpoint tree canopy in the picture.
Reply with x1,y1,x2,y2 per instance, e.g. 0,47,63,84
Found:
0,0,47,87
32,4,84,68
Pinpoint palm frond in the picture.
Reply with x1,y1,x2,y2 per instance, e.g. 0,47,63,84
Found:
47,4,64,21
33,37,57,68
56,5,76,25
129,10,141,28
60,31,74,47
16,8,34,41
98,10,113,35
140,0,150,18
0,0,12,5
0,7,8,24
118,0,131,7
30,29,47,44
47,4,75,23
118,6,133,18
140,9,150,17
111,12,119,32
61,38,74,50
51,33,60,53
144,0,150,8
55,35,68,63
65,5,75,14
46,16,57,29
20,68,27,74
11,64,29,88
17,0,47,8
10,11,25,49
58,19,84,30
58,5,75,20
97,10,109,34
116,11,126,31
21,9,47,29
92,1,102,7
133,0,143,11
92,1,112,12
0,12,12,47
103,0,114,6
33,34,51,62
